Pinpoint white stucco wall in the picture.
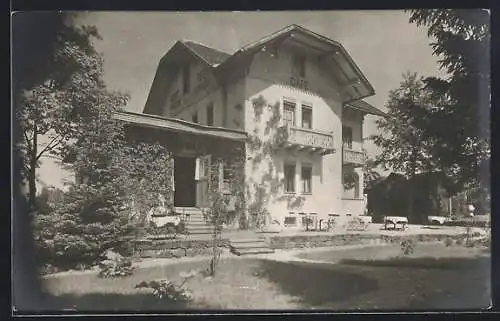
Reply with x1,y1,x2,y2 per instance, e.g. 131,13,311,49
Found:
242,47,355,229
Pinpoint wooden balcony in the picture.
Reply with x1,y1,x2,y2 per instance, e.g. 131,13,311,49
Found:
280,126,335,155
343,148,365,166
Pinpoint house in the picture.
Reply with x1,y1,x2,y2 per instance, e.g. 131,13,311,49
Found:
114,24,386,231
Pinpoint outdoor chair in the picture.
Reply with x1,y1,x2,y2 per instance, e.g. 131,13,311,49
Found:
322,218,337,232
345,217,370,231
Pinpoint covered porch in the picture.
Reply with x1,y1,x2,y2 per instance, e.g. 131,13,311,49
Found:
114,111,247,217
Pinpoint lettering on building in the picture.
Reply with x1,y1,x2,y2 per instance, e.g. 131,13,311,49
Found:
289,76,309,91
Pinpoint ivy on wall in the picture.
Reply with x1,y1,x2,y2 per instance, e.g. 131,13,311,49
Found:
243,95,306,228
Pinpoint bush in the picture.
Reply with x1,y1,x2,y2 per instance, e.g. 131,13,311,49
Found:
400,239,415,255
135,270,199,302
444,237,454,247
98,251,135,278
135,280,192,302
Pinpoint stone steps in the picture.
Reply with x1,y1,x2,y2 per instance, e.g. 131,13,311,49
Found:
231,248,275,256
229,238,274,256
174,207,216,235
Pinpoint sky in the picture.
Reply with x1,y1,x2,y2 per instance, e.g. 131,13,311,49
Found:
37,10,446,190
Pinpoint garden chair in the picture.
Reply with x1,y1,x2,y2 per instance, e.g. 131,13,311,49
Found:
324,218,337,232
345,217,369,231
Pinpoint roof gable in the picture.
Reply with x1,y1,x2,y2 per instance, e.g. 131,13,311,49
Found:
144,25,383,115
346,100,387,117
181,41,231,67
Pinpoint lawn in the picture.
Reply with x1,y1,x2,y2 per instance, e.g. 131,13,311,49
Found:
39,243,491,311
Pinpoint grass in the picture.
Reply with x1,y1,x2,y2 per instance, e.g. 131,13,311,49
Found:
37,243,491,312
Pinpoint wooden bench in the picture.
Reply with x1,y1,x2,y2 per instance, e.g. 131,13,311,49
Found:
383,216,408,230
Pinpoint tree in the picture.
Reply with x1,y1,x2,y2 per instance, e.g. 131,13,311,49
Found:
33,112,174,269
12,12,95,310
362,149,382,192
371,72,437,222
406,9,490,193
15,12,128,212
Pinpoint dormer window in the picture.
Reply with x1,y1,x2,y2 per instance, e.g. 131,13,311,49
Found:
292,54,306,78
182,65,190,94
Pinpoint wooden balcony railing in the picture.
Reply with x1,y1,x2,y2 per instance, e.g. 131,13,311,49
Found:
280,126,335,154
343,148,365,166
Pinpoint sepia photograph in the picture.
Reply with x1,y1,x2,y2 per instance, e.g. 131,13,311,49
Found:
12,9,491,313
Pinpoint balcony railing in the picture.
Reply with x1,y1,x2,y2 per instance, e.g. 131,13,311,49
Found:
280,126,335,154
343,148,365,166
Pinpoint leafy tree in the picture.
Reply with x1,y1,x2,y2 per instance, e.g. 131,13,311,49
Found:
362,149,382,192
406,9,490,193
15,12,128,212
371,72,437,222
12,12,94,309
33,113,174,269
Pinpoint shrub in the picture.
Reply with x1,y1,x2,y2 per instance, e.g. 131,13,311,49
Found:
135,280,192,302
98,251,135,278
135,270,198,302
444,237,454,247
400,239,415,255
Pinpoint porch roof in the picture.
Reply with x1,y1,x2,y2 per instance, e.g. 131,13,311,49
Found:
345,100,387,117
113,111,248,142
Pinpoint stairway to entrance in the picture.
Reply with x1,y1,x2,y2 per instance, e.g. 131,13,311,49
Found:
229,237,275,256
176,207,215,236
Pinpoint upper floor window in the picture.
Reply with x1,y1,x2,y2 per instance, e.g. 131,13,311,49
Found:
182,65,190,94
197,69,207,83
292,54,306,78
283,101,296,127
301,165,312,194
192,112,198,123
302,104,312,129
284,163,296,193
342,126,353,149
207,103,214,126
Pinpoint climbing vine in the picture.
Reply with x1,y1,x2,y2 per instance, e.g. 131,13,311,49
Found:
243,95,305,229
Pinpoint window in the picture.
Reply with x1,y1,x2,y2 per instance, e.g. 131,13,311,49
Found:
192,112,198,123
302,104,312,129
283,101,296,127
284,163,296,193
301,165,312,194
342,126,353,149
292,54,306,78
207,103,214,126
182,65,190,94
284,216,297,226
343,170,360,199
197,69,206,83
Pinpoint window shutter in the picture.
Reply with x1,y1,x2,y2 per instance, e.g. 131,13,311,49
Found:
195,157,200,180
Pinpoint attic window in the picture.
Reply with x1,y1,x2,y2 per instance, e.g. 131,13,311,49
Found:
182,65,190,94
292,54,306,78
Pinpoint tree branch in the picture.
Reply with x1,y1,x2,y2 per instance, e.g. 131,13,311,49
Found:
22,129,32,154
35,134,65,162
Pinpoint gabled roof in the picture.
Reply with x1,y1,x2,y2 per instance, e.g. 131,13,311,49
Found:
346,100,387,117
181,40,231,67
145,24,382,115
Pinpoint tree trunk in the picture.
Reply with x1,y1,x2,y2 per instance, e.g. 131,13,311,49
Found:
408,145,417,223
28,123,38,212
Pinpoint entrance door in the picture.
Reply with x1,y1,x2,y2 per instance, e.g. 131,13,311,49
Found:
196,155,211,208
174,156,196,207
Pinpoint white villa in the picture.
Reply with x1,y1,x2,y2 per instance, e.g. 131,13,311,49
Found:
114,24,386,231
